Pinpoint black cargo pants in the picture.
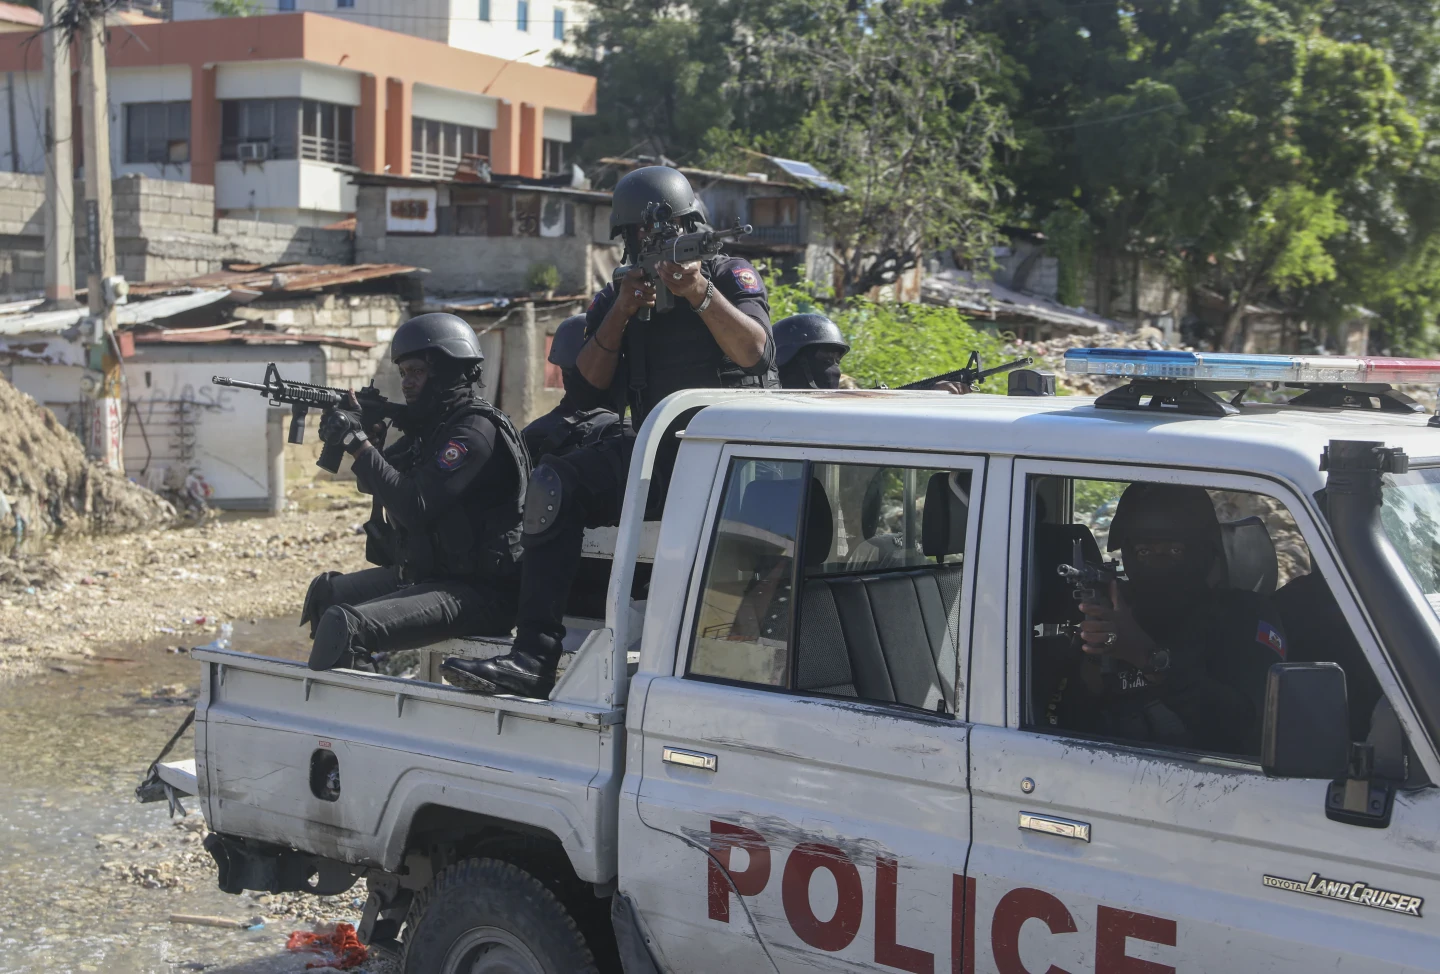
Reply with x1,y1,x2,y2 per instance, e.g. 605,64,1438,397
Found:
304,565,518,671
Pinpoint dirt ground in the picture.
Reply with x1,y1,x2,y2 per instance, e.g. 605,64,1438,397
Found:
0,482,371,683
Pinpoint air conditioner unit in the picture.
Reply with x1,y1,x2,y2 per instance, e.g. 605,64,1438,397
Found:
237,142,269,163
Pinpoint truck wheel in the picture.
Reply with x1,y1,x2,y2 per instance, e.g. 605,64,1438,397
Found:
401,857,598,974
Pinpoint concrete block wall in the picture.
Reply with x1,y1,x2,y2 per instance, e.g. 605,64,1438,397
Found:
0,173,354,292
229,293,408,390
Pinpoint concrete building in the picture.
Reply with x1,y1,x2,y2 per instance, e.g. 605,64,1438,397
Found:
0,12,595,224
171,1,585,67
353,172,619,297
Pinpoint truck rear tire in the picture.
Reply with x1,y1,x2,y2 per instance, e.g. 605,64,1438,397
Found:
400,857,599,974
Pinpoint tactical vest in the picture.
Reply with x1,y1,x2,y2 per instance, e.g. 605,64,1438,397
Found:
529,406,621,461
364,398,531,584
624,256,778,422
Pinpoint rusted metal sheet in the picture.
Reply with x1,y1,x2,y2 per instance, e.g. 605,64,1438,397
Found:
127,263,422,297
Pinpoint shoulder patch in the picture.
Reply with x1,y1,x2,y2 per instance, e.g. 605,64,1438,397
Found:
732,266,763,293
1256,620,1286,658
436,438,469,471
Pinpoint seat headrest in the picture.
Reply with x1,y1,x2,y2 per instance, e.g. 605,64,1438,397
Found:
738,477,805,543
922,472,969,558
1220,516,1278,596
1031,523,1104,625
736,475,833,567
804,478,833,567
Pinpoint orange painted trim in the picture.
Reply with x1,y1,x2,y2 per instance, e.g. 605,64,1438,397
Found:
384,77,411,177
0,13,595,115
356,73,383,174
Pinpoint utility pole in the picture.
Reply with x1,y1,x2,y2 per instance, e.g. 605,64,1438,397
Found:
41,0,76,310
77,2,123,471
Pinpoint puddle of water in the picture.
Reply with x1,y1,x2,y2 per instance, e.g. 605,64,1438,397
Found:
0,619,390,974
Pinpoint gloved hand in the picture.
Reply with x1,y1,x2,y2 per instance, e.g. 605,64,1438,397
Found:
318,403,365,450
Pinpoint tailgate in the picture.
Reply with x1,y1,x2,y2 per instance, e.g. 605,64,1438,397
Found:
192,648,625,884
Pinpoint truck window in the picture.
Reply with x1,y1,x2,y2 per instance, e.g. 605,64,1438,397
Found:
688,457,971,715
1026,475,1389,754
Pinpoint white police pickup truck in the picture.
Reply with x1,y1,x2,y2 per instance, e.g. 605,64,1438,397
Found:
145,349,1440,973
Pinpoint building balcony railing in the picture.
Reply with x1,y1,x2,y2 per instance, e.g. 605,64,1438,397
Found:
301,135,353,166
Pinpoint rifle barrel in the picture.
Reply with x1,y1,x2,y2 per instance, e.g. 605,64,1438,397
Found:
212,375,268,392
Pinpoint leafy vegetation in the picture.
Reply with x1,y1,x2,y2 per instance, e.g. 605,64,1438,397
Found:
768,282,1014,393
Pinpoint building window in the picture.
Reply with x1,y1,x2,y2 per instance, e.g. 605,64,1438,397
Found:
278,0,295,9
125,101,190,165
516,0,528,31
478,0,489,19
220,98,353,165
553,7,564,39
542,138,566,177
411,118,491,179
336,0,354,8
748,196,802,246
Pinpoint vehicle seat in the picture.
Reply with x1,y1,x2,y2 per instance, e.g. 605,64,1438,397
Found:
1273,571,1382,740
1220,516,1278,595
794,472,963,713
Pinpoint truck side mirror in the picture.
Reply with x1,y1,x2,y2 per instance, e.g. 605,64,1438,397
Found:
1261,662,1350,779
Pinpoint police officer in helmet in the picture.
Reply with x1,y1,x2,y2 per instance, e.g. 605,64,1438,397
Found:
773,311,971,393
303,312,529,671
443,166,776,697
1040,483,1286,755
520,314,622,461
775,313,850,389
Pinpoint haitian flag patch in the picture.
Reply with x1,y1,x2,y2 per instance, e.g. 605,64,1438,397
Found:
1256,620,1286,658
436,439,469,471
732,266,763,293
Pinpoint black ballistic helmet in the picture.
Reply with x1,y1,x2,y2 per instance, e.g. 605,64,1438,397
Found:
1107,483,1222,556
390,313,484,365
610,166,703,238
548,315,588,371
774,313,850,367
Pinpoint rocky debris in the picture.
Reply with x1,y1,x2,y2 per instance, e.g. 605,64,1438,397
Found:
1009,329,1188,397
0,508,368,682
0,377,174,554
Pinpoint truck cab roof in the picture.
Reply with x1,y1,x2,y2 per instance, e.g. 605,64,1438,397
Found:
680,389,1440,493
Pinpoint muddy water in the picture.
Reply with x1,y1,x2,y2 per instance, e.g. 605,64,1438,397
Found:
0,619,391,974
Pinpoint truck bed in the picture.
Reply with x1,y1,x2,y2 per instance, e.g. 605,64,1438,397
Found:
192,646,625,884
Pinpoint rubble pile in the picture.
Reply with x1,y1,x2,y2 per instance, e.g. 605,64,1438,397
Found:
0,377,174,553
0,503,369,681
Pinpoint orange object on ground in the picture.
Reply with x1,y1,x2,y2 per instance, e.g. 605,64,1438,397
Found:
285,922,369,970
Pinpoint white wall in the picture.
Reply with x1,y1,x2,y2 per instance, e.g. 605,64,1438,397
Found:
443,0,581,63
213,158,355,223
0,71,46,175
216,60,361,106
541,107,571,142
412,83,499,130
171,1,451,45
298,158,357,215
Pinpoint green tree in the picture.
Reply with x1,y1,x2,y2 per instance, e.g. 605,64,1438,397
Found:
741,0,1010,296
207,0,262,14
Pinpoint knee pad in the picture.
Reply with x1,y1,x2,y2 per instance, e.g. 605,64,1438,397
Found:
308,605,361,671
300,571,342,638
523,463,570,544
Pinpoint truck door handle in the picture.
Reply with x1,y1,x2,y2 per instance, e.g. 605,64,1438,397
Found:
662,746,717,771
1019,812,1090,842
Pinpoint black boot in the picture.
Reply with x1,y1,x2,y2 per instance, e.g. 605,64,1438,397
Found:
442,637,562,699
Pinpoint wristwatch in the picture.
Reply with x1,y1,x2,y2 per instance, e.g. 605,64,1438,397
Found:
1142,647,1172,674
692,280,715,314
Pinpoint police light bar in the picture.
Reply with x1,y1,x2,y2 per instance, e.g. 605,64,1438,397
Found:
1064,348,1440,385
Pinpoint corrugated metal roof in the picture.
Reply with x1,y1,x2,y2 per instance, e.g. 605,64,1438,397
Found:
128,263,422,297
0,289,232,336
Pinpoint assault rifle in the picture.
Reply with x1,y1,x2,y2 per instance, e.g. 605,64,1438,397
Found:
613,201,752,321
899,351,1034,391
1056,537,1124,607
213,363,404,474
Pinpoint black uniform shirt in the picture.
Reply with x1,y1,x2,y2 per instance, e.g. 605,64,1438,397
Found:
582,255,774,423
1040,586,1286,755
353,405,518,535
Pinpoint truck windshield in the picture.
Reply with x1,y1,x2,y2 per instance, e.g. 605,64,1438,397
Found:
1382,465,1440,616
